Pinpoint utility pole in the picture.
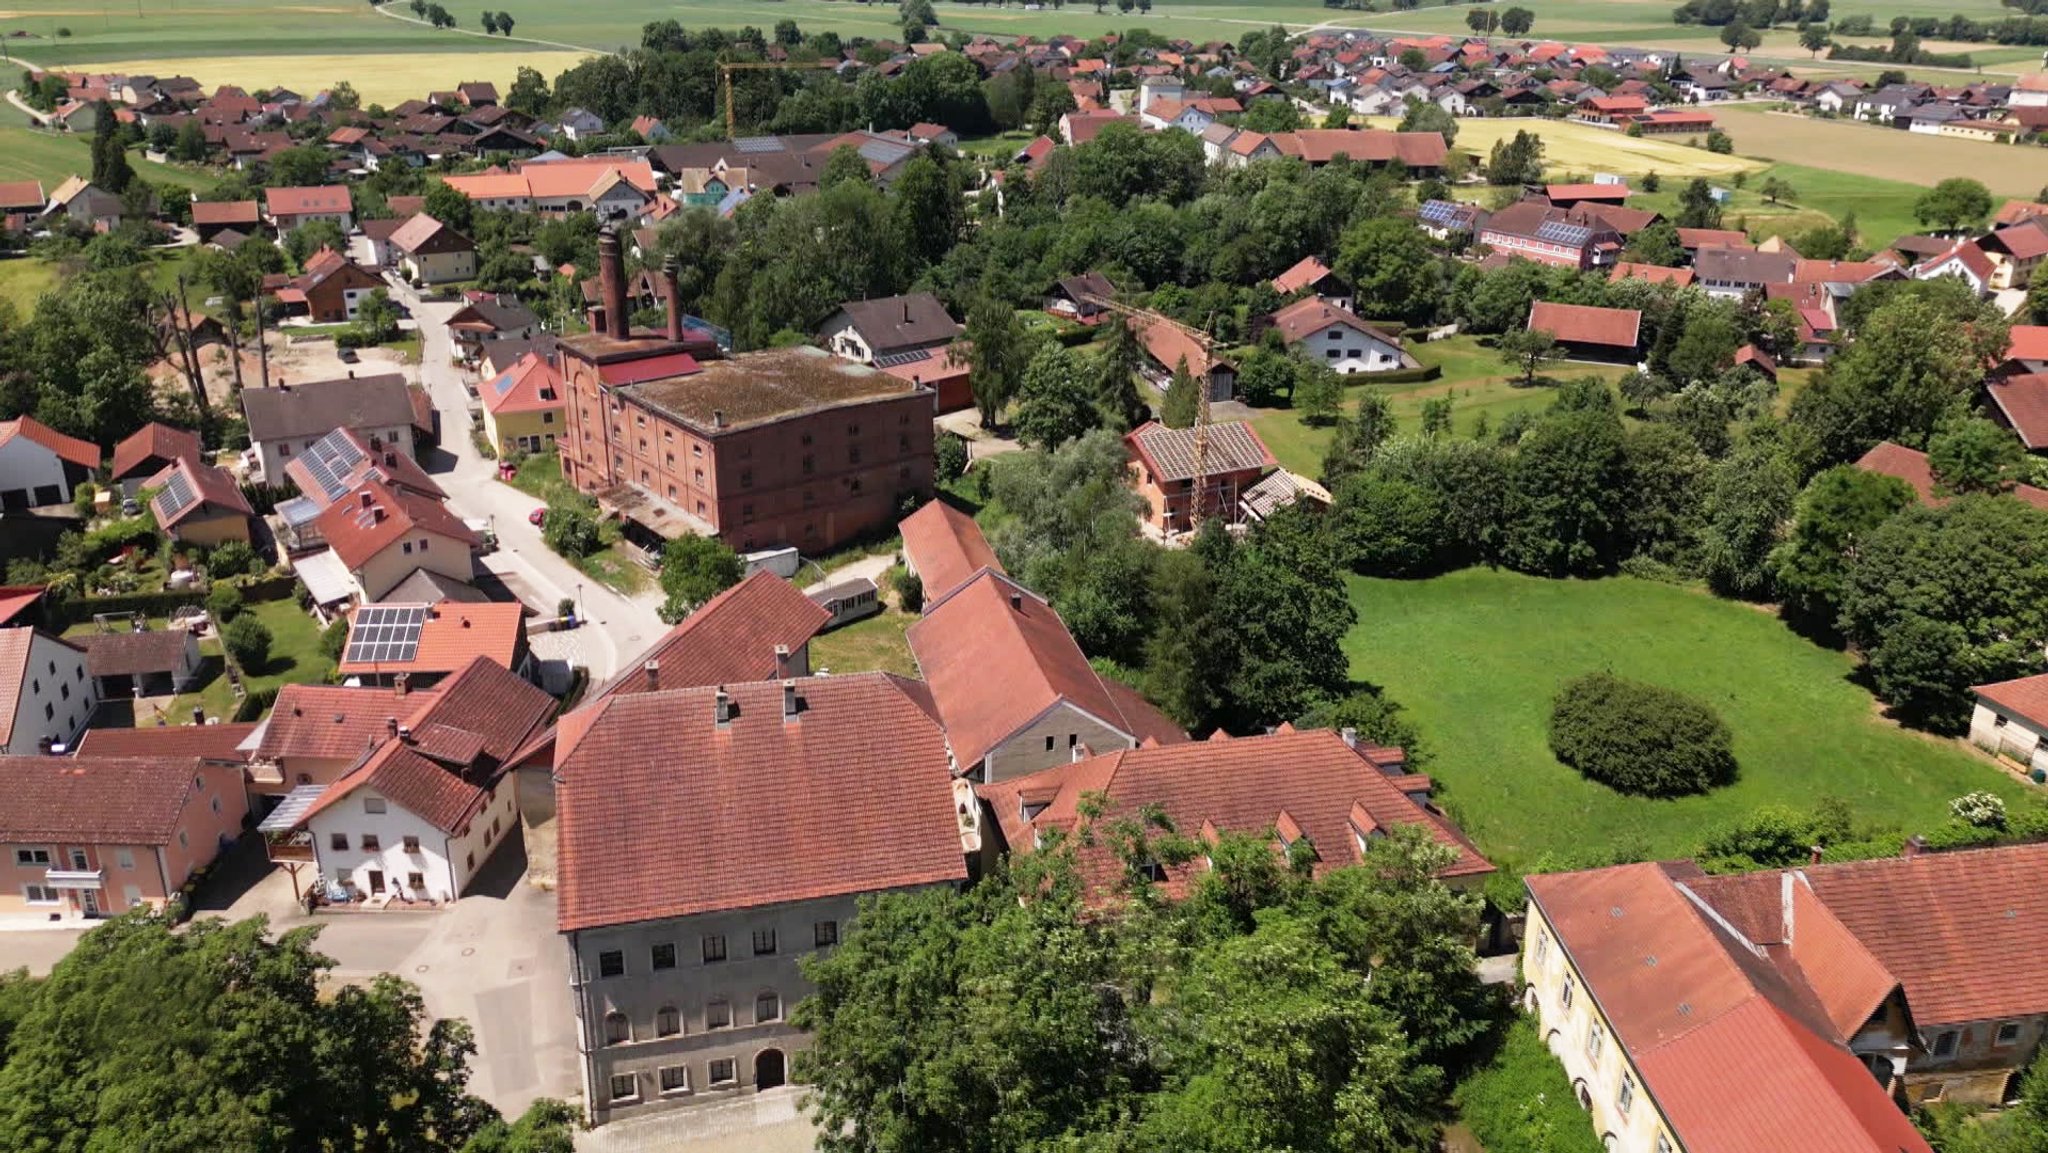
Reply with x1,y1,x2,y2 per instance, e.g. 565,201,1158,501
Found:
254,292,271,391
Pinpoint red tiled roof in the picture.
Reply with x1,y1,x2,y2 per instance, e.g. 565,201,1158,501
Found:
264,185,352,217
0,416,99,469
1270,128,1447,167
1986,373,2048,449
254,682,442,761
1271,254,1335,297
0,587,45,629
1854,441,2048,512
298,657,554,834
149,456,252,529
0,754,223,844
189,199,259,227
1678,227,1751,250
283,428,445,510
1528,300,1641,348
1801,844,2048,1028
1975,671,2048,726
2007,324,2048,363
554,673,969,931
75,721,257,762
1529,863,1934,1153
600,571,829,703
1132,310,1225,379
899,500,1003,604
335,600,526,678
1609,261,1694,287
1984,220,2048,261
111,421,201,480
1265,297,1405,352
314,478,478,570
979,728,1490,899
908,571,1181,770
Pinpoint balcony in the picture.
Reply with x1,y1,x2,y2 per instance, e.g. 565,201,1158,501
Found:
44,868,104,890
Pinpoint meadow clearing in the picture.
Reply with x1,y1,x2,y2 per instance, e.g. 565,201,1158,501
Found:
1714,103,2048,200
1345,569,2026,866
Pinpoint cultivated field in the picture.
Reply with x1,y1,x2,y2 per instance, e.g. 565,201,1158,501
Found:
76,50,592,105
1714,104,2048,200
1346,568,2026,866
1369,114,1763,180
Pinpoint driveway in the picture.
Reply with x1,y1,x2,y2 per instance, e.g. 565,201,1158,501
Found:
383,275,668,681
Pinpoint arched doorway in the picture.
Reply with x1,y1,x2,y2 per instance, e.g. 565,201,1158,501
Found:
755,1048,786,1090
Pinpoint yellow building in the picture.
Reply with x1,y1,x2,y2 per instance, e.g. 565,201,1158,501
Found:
148,455,253,546
1521,861,1931,1153
478,352,564,457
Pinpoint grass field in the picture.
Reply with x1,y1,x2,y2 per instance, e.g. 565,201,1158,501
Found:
1714,104,2048,201
0,121,214,191
76,50,592,106
1246,335,1630,476
1346,569,2027,867
808,606,917,677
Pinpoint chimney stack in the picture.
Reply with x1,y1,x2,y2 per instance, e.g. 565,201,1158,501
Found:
1809,844,1824,866
384,452,396,468
782,679,800,722
1009,592,1022,611
1903,834,1926,859
397,724,414,744
598,227,628,340
386,716,399,738
902,299,911,324
359,490,373,509
1339,726,1358,748
714,685,731,725
712,410,725,430
663,255,684,343
773,643,792,680
644,659,659,691
393,673,408,698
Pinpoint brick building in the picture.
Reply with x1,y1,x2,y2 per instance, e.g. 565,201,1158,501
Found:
558,234,936,554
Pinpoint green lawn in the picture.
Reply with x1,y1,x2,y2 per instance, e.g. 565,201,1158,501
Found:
1247,335,1630,477
1345,569,2028,869
159,595,330,724
0,123,213,193
808,606,918,677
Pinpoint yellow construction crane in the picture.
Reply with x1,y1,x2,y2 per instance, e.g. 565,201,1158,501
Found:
718,59,838,140
1083,293,1221,531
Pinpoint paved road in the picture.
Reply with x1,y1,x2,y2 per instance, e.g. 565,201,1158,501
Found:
386,277,668,681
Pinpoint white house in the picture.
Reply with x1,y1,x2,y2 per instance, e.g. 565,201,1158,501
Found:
240,375,419,485
1264,297,1419,375
0,628,98,755
0,416,99,510
1970,672,2048,778
292,657,553,904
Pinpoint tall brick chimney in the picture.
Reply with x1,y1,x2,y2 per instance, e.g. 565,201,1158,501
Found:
663,255,684,343
598,227,628,340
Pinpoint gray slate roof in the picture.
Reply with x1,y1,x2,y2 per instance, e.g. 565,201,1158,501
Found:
241,375,415,443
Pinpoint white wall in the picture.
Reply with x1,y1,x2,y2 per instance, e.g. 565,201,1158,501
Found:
0,438,75,508
5,633,97,754
1970,701,2048,777
311,786,459,901
1294,322,1407,375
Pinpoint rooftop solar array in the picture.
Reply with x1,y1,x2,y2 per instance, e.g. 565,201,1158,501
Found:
733,136,787,154
343,603,427,666
874,347,938,369
1535,220,1595,245
1418,200,1471,225
155,467,198,519
299,430,368,502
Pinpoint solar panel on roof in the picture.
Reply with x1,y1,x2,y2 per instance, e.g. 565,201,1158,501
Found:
300,430,368,502
342,603,427,666
874,347,936,369
1418,200,1466,224
156,467,199,518
1535,220,1594,245
732,136,785,154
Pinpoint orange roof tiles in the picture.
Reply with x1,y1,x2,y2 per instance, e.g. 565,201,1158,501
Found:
979,728,1490,899
335,600,526,678
554,673,968,931
1271,255,1336,297
1609,261,1695,287
75,721,258,762
264,185,352,217
1987,373,2048,449
908,570,1182,770
148,455,251,529
478,352,563,417
2007,323,2048,363
254,682,442,761
314,477,479,570
1528,300,1641,348
898,500,1003,604
0,416,99,470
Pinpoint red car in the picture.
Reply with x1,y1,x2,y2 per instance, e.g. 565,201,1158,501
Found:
528,507,547,526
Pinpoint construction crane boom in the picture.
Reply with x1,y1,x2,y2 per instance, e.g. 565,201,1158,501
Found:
718,59,838,141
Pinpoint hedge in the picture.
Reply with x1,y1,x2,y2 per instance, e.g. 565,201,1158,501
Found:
1359,364,1442,385
53,573,297,627
232,685,280,723
1452,1018,1605,1153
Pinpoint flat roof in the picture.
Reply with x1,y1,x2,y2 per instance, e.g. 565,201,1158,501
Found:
623,346,925,434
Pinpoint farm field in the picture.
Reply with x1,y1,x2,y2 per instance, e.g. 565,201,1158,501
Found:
74,50,594,106
1345,568,2028,867
1713,104,2048,201
1373,114,1762,181
1246,335,1630,476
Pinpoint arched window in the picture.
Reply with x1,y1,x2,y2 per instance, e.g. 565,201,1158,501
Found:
755,991,782,1024
656,1006,681,1037
603,1011,630,1045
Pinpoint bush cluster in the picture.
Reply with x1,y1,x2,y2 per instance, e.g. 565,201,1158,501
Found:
1548,672,1737,797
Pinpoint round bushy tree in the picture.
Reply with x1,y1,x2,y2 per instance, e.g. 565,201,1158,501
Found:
222,615,273,673
1548,672,1737,797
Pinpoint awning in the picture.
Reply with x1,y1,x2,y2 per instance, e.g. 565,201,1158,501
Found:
258,783,329,832
292,549,357,606
277,495,322,527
